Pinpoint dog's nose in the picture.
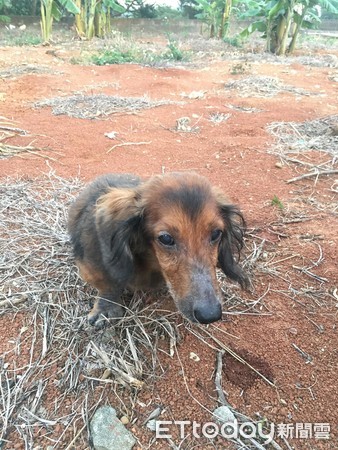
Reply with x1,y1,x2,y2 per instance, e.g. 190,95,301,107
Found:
194,302,222,324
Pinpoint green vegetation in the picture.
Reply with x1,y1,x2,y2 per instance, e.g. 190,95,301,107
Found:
71,34,189,66
40,0,80,42
223,35,243,47
271,195,284,210
1,0,337,56
166,35,184,60
91,49,136,65
5,34,42,46
194,0,235,38
0,0,11,23
238,0,338,55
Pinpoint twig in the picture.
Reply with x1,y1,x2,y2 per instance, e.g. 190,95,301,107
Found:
0,296,28,308
189,326,275,387
107,141,152,153
0,126,28,135
292,266,328,283
292,343,312,363
215,350,230,407
286,170,338,183
64,423,87,450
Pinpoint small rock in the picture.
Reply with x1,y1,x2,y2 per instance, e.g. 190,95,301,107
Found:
213,405,236,424
330,124,338,136
90,406,136,450
189,352,200,362
101,368,112,380
280,399,287,406
275,162,283,169
120,415,129,425
146,419,157,431
105,131,118,139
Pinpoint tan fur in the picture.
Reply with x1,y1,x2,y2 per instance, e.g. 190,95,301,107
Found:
68,172,247,326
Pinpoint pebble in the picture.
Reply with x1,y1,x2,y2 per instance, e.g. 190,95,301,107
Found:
90,406,136,450
213,405,236,423
146,419,157,431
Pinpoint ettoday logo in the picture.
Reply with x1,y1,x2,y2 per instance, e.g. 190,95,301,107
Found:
155,420,331,443
156,419,275,444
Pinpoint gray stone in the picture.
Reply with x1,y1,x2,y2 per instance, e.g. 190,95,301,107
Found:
213,405,236,424
146,419,157,431
90,406,136,450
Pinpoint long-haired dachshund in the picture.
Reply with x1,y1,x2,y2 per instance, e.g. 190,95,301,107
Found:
68,172,248,328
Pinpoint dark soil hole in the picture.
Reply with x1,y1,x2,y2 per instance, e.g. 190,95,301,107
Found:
223,348,274,389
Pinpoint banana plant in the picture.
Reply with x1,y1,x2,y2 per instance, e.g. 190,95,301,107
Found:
74,0,125,39
239,0,338,55
0,0,12,23
40,0,80,42
194,0,221,37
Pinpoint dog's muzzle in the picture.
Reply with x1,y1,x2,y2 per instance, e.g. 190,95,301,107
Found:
177,265,222,324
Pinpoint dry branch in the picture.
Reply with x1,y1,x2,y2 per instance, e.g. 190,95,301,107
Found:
286,169,338,183
107,141,152,153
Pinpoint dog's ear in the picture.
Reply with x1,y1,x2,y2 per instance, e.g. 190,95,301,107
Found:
214,190,249,289
95,188,143,281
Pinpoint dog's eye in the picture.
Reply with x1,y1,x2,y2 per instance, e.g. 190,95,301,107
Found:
158,233,175,247
211,229,222,243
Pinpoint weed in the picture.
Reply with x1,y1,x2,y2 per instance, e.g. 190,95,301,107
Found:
271,195,284,210
4,33,42,46
91,49,137,65
165,34,185,61
230,61,252,75
223,36,243,48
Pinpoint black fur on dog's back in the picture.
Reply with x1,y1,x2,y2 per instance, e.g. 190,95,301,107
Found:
68,173,141,262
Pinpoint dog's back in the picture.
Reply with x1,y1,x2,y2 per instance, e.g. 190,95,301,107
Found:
68,173,141,262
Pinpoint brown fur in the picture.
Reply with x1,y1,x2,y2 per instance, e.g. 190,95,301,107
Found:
68,172,248,327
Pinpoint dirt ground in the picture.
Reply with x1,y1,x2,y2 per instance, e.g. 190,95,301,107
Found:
0,22,338,450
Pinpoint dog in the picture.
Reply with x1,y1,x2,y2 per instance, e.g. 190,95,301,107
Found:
68,172,248,328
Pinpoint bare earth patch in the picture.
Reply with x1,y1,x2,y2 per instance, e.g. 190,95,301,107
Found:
0,26,337,450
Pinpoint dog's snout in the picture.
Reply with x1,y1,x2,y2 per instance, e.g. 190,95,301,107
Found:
194,301,222,324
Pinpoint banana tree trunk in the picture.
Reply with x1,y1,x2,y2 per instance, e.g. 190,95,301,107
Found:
75,0,85,37
219,0,232,39
287,6,308,54
40,0,53,42
94,8,103,38
87,0,97,39
277,0,295,56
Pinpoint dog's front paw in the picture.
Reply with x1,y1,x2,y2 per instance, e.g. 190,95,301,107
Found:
88,300,125,330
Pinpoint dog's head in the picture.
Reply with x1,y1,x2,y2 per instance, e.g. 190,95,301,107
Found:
142,172,248,323
96,172,248,324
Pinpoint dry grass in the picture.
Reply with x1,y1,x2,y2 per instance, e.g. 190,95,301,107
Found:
1,173,329,449
267,115,338,202
0,173,255,447
0,172,184,447
0,64,63,79
0,118,59,162
35,94,174,120
224,76,313,98
267,115,338,159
